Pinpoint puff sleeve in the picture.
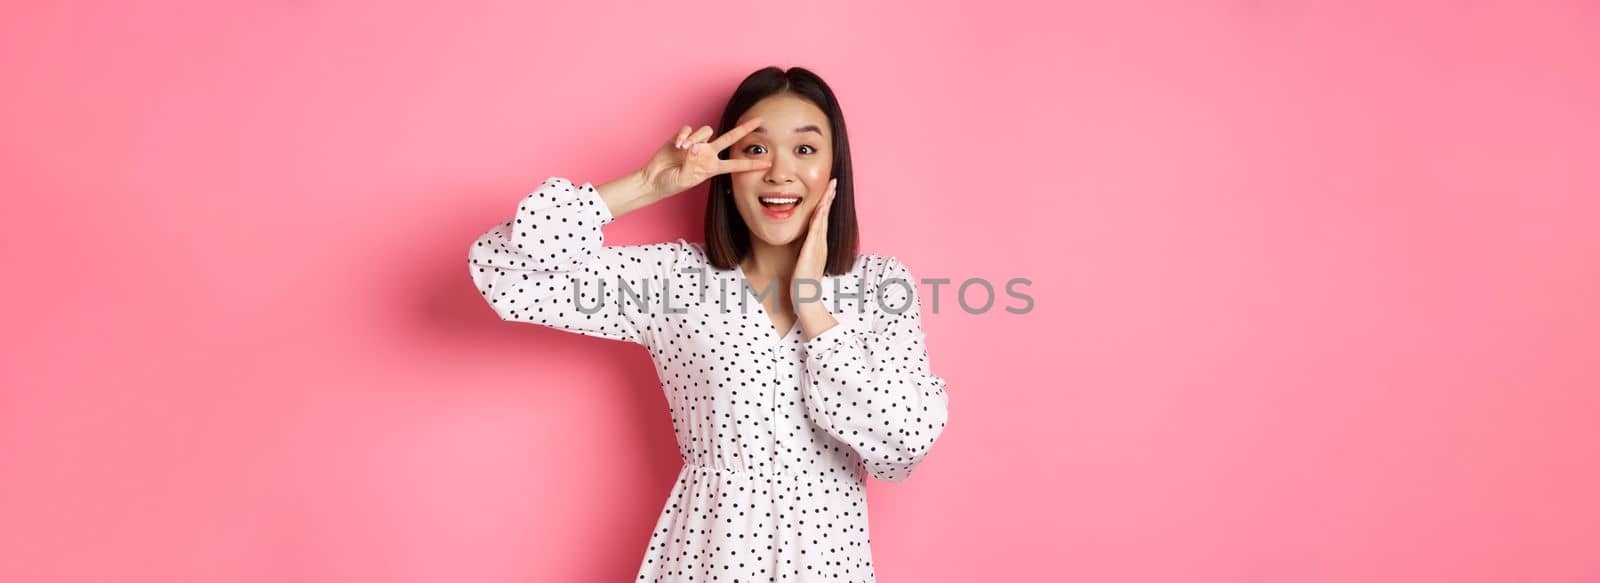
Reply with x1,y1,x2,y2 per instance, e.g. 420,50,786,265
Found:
799,256,951,482
468,176,689,348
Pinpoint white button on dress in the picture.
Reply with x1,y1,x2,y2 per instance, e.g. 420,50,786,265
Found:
468,177,951,582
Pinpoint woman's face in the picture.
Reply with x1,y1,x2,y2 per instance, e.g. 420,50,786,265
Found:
728,94,834,247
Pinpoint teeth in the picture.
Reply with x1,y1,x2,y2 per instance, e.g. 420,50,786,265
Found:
759,197,800,205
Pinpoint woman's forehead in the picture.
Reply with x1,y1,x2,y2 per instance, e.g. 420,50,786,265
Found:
739,96,826,128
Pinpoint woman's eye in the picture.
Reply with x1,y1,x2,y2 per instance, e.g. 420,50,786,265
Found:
743,144,816,155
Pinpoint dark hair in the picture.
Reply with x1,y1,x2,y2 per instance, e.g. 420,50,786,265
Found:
704,66,859,275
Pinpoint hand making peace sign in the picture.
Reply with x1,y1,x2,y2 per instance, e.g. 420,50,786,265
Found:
639,117,773,200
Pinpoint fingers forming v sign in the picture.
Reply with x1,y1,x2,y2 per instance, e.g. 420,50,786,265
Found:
670,117,772,192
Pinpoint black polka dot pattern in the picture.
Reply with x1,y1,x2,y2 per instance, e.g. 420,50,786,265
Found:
469,177,951,581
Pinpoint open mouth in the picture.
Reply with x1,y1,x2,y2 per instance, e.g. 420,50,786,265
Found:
758,195,802,211
758,195,803,220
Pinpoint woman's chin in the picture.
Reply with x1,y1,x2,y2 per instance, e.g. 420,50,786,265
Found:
750,228,804,247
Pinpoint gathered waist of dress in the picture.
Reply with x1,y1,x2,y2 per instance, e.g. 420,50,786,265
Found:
679,458,852,484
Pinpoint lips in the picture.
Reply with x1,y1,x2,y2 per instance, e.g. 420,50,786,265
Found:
758,193,803,220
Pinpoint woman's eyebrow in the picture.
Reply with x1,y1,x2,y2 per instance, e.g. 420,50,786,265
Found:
752,124,824,136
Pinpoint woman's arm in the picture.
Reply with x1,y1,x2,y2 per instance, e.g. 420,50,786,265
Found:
467,118,772,347
594,167,662,221
468,176,687,347
799,256,952,482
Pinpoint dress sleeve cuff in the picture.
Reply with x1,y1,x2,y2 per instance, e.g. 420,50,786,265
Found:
803,316,861,355
577,181,615,225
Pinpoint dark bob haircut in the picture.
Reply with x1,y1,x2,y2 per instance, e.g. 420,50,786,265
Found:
704,66,859,276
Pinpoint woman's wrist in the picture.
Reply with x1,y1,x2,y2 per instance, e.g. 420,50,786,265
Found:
796,302,839,341
595,167,664,220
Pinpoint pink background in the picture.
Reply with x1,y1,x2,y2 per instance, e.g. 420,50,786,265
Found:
4,1,1598,581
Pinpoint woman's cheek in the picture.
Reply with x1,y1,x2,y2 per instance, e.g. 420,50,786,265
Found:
799,165,830,190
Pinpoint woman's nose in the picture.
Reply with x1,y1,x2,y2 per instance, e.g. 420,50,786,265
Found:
764,155,795,183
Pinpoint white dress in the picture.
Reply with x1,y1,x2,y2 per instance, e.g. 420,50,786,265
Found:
468,177,951,582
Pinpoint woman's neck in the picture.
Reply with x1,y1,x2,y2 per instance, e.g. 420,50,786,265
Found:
741,239,803,280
